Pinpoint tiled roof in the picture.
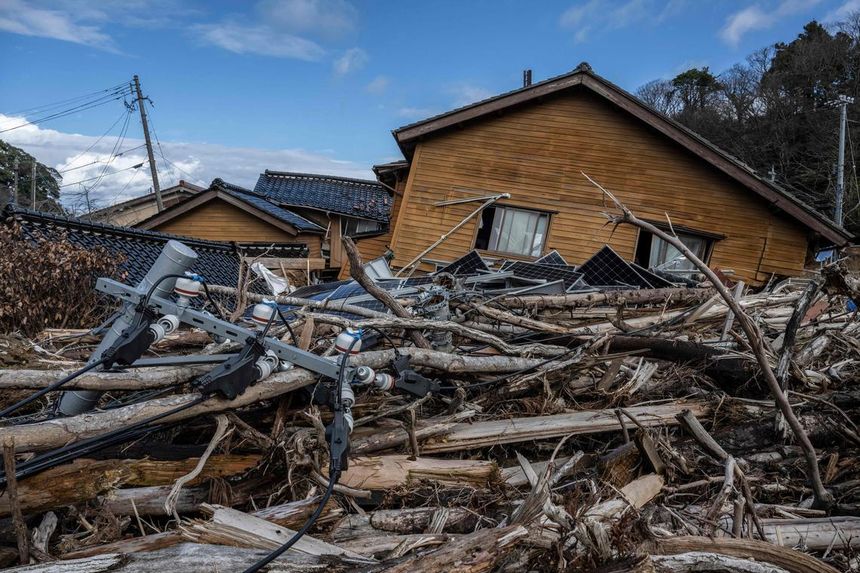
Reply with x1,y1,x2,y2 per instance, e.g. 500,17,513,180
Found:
210,179,324,233
3,204,308,289
254,170,392,222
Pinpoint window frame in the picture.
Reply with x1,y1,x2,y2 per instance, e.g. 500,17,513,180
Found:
634,226,717,273
341,216,387,238
472,204,553,259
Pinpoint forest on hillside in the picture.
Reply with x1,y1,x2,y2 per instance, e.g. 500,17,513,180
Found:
636,13,860,236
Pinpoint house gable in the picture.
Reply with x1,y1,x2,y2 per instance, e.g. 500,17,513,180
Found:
389,88,812,283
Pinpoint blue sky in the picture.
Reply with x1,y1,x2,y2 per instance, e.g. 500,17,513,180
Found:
1,0,858,208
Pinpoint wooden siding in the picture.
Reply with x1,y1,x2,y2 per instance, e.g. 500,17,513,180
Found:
389,90,810,283
151,198,322,258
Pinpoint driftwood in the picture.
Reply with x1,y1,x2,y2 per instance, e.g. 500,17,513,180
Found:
421,401,709,453
499,287,713,309
343,236,431,350
0,455,259,517
589,173,832,509
338,455,498,490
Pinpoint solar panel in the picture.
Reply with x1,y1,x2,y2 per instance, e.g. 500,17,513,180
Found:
630,263,675,288
578,246,656,289
434,251,490,276
504,261,583,289
535,250,568,266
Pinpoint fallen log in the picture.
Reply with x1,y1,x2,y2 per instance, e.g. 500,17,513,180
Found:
338,455,498,490
0,455,259,517
0,368,318,452
499,287,713,309
376,525,527,573
15,542,338,572
421,401,709,453
180,504,372,562
650,536,840,573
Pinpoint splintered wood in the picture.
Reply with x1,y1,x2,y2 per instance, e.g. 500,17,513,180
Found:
0,261,859,572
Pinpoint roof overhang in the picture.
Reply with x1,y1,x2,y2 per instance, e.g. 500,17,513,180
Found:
136,189,318,237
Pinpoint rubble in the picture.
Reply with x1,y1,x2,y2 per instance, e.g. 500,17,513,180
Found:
0,230,858,573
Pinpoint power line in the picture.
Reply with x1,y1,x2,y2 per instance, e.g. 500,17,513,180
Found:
4,82,129,117
58,143,148,175
0,88,132,134
59,162,144,188
82,110,132,195
60,108,130,172
147,103,198,182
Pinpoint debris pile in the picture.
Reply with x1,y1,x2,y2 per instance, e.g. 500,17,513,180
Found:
0,236,858,573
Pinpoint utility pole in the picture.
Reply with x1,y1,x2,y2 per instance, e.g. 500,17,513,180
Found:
834,95,854,227
132,75,164,212
30,162,36,209
11,157,18,205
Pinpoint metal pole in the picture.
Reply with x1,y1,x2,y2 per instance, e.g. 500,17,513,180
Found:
30,162,36,209
835,95,854,227
57,240,198,416
132,75,164,212
11,157,18,205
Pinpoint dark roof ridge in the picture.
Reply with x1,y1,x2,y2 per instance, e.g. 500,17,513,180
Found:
263,170,383,187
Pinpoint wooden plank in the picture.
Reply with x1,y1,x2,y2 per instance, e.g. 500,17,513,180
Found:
421,401,709,453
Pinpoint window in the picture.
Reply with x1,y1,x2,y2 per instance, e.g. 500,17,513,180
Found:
342,217,385,237
474,206,549,257
635,229,712,273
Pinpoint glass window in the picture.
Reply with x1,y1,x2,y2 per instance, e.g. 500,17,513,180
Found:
342,217,385,237
474,206,549,257
647,231,710,272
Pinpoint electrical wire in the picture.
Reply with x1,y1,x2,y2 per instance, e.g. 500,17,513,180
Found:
4,81,129,117
241,335,358,573
80,109,132,195
0,358,108,419
59,161,144,188
58,108,130,173
0,88,132,134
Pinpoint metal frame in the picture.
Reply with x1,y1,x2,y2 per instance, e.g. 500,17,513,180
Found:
96,278,349,381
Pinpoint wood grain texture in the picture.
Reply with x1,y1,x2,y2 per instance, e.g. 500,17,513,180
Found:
389,90,811,283
152,197,322,257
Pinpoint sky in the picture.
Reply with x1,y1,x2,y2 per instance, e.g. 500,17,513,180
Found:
1,0,859,209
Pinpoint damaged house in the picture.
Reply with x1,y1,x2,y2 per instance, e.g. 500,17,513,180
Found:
136,172,393,278
369,63,851,284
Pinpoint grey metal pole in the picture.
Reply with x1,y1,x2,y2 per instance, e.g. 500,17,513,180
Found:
30,161,36,209
836,99,848,226
57,240,198,416
132,75,164,212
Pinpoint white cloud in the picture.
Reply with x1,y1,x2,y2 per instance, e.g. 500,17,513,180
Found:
0,114,372,211
825,0,860,21
448,84,493,107
559,0,684,43
197,0,360,60
0,0,115,50
333,47,368,75
365,75,389,95
259,0,358,38
194,22,325,60
720,0,821,47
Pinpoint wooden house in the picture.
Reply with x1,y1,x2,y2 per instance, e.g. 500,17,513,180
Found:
137,179,327,269
90,180,204,226
253,171,394,276
376,63,851,284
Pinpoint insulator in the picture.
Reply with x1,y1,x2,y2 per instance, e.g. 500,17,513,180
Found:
251,302,277,328
334,327,362,354
354,366,375,386
148,314,179,343
254,350,280,380
174,276,201,298
374,373,395,392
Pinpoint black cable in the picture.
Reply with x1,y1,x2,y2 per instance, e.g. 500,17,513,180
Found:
200,282,225,320
0,358,108,419
275,306,298,344
0,90,132,134
242,335,358,573
240,479,336,573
